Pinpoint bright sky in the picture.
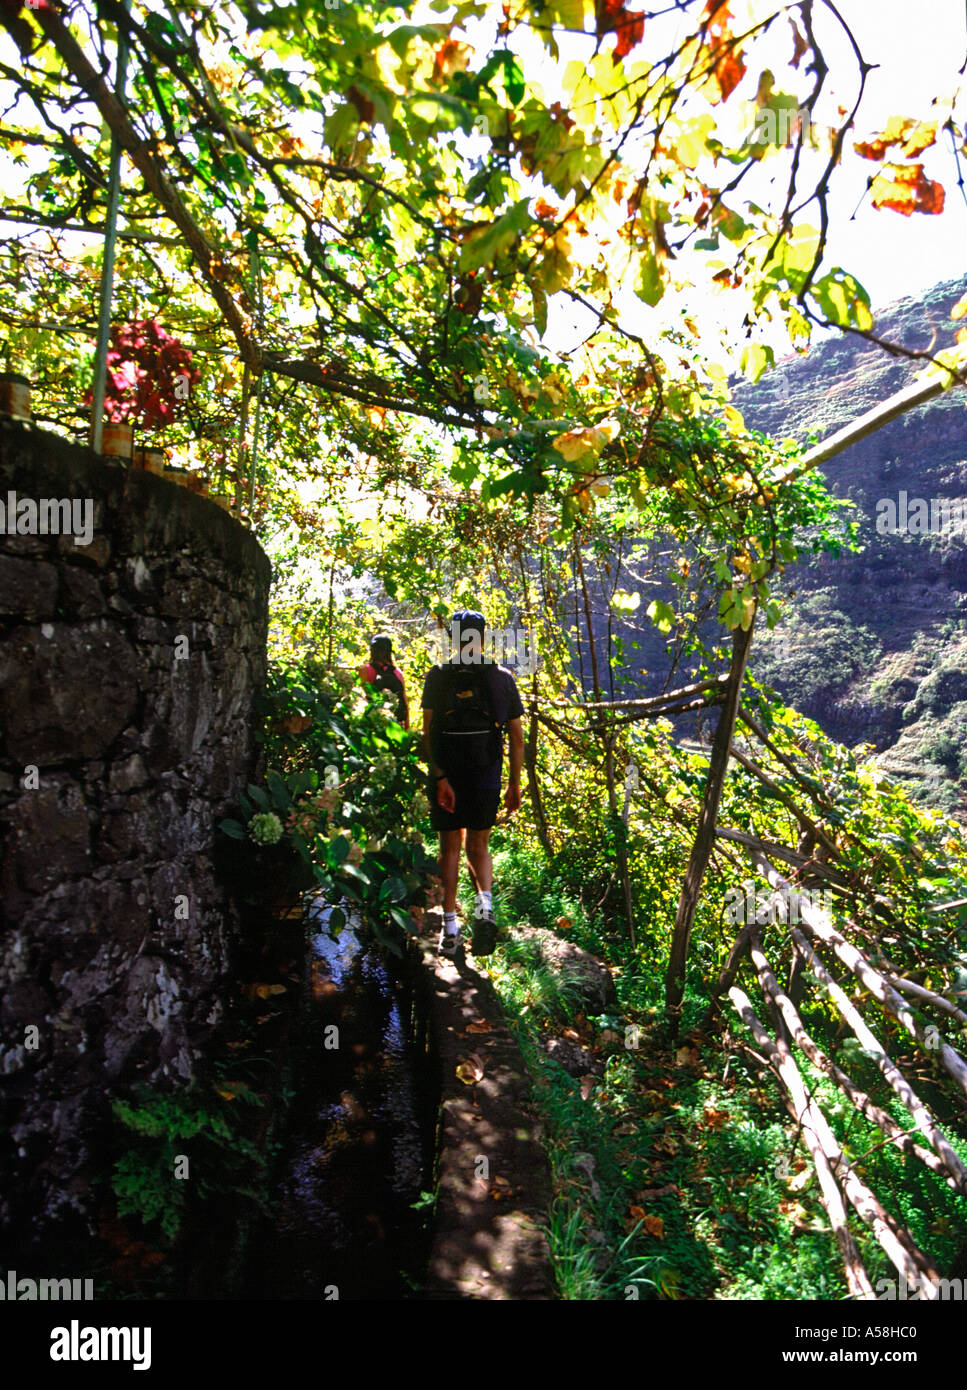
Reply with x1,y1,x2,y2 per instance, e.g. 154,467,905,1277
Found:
812,0,967,307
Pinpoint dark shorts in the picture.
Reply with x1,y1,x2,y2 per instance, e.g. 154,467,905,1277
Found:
428,778,501,832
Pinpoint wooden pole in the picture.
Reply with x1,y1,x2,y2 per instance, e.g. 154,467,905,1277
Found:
792,928,967,1190
729,987,875,1300
778,373,957,480
89,0,129,452
664,616,756,1030
747,930,966,1193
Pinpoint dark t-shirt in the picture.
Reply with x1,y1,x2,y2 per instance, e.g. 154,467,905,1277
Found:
421,661,524,791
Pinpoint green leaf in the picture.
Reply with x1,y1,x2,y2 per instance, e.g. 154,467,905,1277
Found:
458,199,532,272
811,269,873,331
531,280,548,336
636,243,664,306
266,769,291,811
219,818,246,840
503,52,525,105
379,875,408,903
610,589,642,613
646,599,676,633
740,343,775,384
547,0,586,30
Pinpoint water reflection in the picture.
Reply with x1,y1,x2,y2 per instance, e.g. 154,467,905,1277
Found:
244,903,428,1299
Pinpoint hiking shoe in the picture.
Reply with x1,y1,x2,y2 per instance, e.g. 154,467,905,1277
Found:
471,906,498,956
438,928,462,960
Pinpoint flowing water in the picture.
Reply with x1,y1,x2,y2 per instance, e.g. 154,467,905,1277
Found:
243,904,433,1299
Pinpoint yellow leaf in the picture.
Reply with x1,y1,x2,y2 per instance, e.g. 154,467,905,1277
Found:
675,114,716,170
551,419,619,462
723,404,745,431
455,1054,485,1085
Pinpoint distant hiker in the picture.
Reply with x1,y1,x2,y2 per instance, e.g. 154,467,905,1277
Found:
359,634,409,729
421,609,524,959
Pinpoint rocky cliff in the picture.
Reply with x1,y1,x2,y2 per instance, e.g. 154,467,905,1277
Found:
0,421,272,1253
732,275,967,813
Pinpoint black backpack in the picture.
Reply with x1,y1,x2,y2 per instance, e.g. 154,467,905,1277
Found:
370,659,405,720
432,663,503,773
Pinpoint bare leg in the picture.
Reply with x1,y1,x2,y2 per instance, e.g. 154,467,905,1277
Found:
465,828,493,896
438,829,464,913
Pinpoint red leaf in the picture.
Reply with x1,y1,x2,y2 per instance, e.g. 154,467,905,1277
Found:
595,0,645,61
870,163,945,216
702,0,746,103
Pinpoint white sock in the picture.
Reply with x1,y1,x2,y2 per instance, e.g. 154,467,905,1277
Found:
444,911,459,936
476,891,492,912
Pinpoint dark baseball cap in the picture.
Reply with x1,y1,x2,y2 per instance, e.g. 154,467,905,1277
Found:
450,609,485,635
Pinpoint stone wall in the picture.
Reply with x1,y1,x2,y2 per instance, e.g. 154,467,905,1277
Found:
0,420,272,1251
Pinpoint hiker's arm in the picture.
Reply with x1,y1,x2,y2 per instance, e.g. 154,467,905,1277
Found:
422,709,454,812
505,717,523,813
401,685,410,731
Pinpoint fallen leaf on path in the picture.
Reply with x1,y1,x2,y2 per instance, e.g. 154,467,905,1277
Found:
456,1054,485,1085
642,1215,665,1239
244,982,286,1000
489,1175,518,1201
465,1019,493,1034
675,1045,700,1067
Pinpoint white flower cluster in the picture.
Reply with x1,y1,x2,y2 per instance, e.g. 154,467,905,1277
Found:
371,752,397,788
248,811,284,846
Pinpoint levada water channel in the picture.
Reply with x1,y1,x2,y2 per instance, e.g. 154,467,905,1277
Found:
241,902,437,1299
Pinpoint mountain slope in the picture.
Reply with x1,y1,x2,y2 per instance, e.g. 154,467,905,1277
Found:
733,275,967,812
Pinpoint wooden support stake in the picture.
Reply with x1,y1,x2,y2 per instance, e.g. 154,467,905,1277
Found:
749,930,944,1288
664,617,756,1031
791,928,967,1192
728,987,875,1300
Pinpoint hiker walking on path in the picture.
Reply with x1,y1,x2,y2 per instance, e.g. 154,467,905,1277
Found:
358,634,409,729
421,609,524,959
